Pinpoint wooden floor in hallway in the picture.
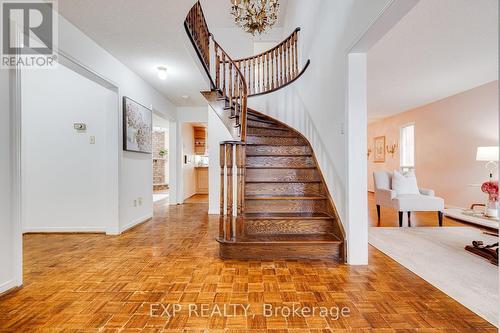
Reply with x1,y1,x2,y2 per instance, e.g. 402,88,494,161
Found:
0,200,495,332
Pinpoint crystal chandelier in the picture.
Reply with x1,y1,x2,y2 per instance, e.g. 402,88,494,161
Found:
230,0,279,35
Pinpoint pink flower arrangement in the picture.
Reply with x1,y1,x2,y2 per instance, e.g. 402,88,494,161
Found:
481,181,499,202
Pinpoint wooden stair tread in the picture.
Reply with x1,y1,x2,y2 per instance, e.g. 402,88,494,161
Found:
246,180,322,183
235,233,341,244
248,125,288,131
245,194,326,200
245,118,277,125
243,212,334,219
246,154,312,157
246,166,316,169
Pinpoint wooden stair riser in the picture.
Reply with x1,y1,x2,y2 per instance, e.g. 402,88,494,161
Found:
245,182,324,196
246,136,306,145
219,242,341,260
245,219,334,234
245,199,326,213
246,168,321,182
246,156,315,168
246,145,312,156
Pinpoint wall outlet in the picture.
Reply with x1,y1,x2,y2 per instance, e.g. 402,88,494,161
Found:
133,199,137,207
89,136,96,144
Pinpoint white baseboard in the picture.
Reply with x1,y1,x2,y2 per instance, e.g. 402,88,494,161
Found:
120,214,153,233
0,279,21,294
23,226,106,233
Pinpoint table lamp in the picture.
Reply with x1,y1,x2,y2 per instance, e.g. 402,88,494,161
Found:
476,146,499,180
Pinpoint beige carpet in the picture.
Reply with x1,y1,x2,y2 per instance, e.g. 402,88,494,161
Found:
369,227,499,327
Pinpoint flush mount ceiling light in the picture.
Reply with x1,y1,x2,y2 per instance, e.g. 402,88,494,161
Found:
181,95,190,99
230,0,279,36
157,66,168,80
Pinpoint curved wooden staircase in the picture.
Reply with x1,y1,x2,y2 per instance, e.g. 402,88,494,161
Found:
185,1,345,262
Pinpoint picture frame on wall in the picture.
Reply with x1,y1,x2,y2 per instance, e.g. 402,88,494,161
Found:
123,96,152,154
374,136,385,163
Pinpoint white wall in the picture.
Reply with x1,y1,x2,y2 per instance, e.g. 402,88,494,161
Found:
56,15,177,232
248,0,390,227
211,27,284,59
0,70,18,293
21,65,117,233
208,107,235,214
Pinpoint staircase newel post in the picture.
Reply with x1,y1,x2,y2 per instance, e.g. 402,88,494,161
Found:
225,143,234,241
219,143,225,240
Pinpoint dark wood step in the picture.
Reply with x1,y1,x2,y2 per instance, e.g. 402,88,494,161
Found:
218,234,342,260
246,116,277,125
247,126,292,136
245,198,326,213
247,119,287,129
246,156,315,168
245,194,325,200
246,145,312,156
245,182,324,196
246,168,321,182
243,212,333,219
246,136,307,145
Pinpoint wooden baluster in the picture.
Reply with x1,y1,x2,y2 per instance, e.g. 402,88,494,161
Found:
229,62,233,114
266,52,270,90
257,56,261,94
215,49,220,90
286,38,293,82
272,49,276,89
236,144,243,216
253,57,256,95
225,143,233,241
279,44,283,86
240,144,246,211
291,34,295,77
294,31,299,75
219,143,225,240
222,53,226,97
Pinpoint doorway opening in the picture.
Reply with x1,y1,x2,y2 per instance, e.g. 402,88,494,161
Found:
152,114,170,203
182,122,209,204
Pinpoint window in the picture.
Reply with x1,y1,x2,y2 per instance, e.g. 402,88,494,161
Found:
400,124,415,168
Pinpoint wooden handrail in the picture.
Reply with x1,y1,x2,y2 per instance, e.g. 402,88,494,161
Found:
212,35,248,141
227,27,309,96
184,1,214,88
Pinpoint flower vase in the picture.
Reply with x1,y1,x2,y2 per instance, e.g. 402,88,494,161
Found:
485,199,498,218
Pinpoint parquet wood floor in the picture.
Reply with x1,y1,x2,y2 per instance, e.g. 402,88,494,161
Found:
0,200,495,332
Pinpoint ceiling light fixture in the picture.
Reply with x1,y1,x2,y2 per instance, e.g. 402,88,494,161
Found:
157,66,168,80
181,95,190,99
230,0,279,36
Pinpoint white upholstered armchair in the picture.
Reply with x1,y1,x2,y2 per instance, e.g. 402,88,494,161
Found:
373,171,445,227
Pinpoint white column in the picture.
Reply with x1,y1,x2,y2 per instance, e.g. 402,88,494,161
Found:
346,53,368,265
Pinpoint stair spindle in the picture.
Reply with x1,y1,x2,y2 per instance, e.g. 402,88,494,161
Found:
225,143,234,241
219,143,225,240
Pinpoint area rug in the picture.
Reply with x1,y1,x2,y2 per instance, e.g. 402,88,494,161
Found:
369,227,499,326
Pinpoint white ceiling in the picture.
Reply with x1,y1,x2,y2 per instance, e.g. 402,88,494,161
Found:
58,0,287,107
368,0,498,122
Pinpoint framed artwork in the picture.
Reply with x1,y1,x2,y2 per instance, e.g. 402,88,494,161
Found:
373,136,385,163
123,97,152,154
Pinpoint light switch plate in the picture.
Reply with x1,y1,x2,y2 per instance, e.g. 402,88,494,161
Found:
74,123,87,131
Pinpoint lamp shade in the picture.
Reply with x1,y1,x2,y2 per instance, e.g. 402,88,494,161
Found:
476,146,499,161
